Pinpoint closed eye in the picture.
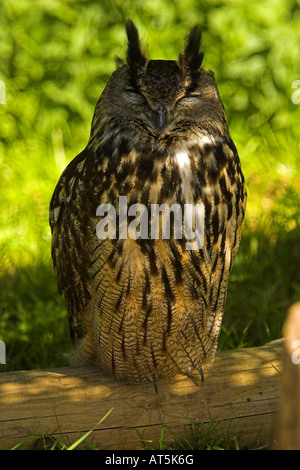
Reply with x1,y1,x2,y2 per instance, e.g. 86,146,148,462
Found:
124,86,146,103
124,85,138,93
187,91,201,97
176,91,201,105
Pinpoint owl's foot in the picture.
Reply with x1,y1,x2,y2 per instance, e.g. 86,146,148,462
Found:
186,367,204,386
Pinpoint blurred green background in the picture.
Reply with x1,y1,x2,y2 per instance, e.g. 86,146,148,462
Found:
1,0,300,372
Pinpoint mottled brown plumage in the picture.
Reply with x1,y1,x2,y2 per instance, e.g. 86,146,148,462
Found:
49,21,246,383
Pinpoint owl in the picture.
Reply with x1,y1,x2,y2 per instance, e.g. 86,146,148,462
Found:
49,20,246,385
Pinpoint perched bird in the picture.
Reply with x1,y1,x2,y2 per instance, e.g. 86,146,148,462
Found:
49,20,246,384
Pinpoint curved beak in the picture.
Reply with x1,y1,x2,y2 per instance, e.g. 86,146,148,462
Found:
156,105,167,129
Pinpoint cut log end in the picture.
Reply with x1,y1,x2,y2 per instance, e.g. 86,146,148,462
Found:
271,302,300,450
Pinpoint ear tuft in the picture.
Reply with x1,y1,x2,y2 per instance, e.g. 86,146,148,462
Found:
126,19,147,74
179,25,204,78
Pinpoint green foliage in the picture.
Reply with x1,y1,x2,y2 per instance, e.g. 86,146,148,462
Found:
138,405,244,450
1,0,300,372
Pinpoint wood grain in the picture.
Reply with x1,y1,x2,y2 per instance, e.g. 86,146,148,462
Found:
0,341,283,450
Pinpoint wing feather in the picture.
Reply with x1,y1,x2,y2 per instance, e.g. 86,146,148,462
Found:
49,148,92,342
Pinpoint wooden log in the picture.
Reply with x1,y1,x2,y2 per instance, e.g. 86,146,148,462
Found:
271,302,300,450
0,341,283,450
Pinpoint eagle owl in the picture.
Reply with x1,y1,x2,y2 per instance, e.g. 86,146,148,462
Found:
50,21,246,384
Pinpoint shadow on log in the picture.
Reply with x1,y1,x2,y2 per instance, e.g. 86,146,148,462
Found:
0,340,284,450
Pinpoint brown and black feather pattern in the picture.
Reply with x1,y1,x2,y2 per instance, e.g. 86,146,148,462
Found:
50,21,246,383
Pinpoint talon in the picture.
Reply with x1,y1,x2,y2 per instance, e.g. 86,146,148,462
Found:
152,376,158,394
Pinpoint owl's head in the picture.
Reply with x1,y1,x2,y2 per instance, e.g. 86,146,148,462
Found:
90,20,228,149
